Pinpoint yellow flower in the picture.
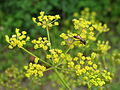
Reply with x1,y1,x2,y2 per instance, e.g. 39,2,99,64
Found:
73,12,79,17
46,54,51,59
93,64,97,69
5,35,9,43
76,69,82,75
97,40,111,54
54,22,59,25
32,17,36,23
24,63,46,78
75,65,81,70
73,57,79,61
80,61,84,65
40,11,45,16
34,57,39,63
32,11,60,29
83,76,88,80
32,37,50,50
68,61,74,68
5,28,30,49
87,61,93,65
55,15,60,19
77,52,83,57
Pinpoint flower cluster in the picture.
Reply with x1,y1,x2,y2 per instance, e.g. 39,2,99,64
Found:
73,18,96,41
73,8,110,33
24,63,46,78
112,51,120,65
62,52,112,87
97,40,111,54
80,8,109,33
32,37,50,50
60,30,95,49
60,31,80,49
5,28,30,49
65,52,97,70
80,8,96,23
92,23,109,33
32,11,60,29
46,49,65,63
73,18,91,30
83,70,112,87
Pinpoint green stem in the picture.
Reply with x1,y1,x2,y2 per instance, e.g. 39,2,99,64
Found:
21,47,51,66
95,32,102,40
54,47,71,68
112,57,116,73
65,46,71,54
46,26,71,89
45,66,57,71
46,27,52,50
56,47,71,66
54,69,71,90
87,83,91,90
46,26,54,64
102,55,107,69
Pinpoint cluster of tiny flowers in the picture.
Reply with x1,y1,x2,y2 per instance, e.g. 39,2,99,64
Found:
32,37,50,50
5,28,30,49
60,30,95,49
46,49,65,63
92,23,109,33
73,8,109,33
32,11,60,29
84,70,112,87
73,8,96,24
80,8,96,23
24,62,46,78
97,40,111,54
66,52,97,71
112,52,120,65
72,18,96,41
72,18,91,30
63,52,112,87
80,8,109,33
60,31,80,49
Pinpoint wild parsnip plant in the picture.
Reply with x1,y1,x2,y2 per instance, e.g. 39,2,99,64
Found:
5,10,112,90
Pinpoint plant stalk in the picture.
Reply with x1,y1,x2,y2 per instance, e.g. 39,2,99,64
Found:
54,69,71,90
21,47,51,66
46,26,71,90
46,27,52,50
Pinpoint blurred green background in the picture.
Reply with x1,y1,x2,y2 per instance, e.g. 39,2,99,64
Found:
0,0,120,90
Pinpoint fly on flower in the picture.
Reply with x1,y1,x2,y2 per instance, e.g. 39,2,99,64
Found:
73,35,86,45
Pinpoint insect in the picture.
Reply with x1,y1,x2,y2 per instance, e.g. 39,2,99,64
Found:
73,35,86,45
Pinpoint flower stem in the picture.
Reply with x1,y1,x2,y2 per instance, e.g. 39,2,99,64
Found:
102,55,107,69
55,47,71,67
46,26,54,65
95,32,102,39
21,47,51,66
87,83,91,90
54,69,71,90
46,26,71,90
65,46,71,54
46,27,52,50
